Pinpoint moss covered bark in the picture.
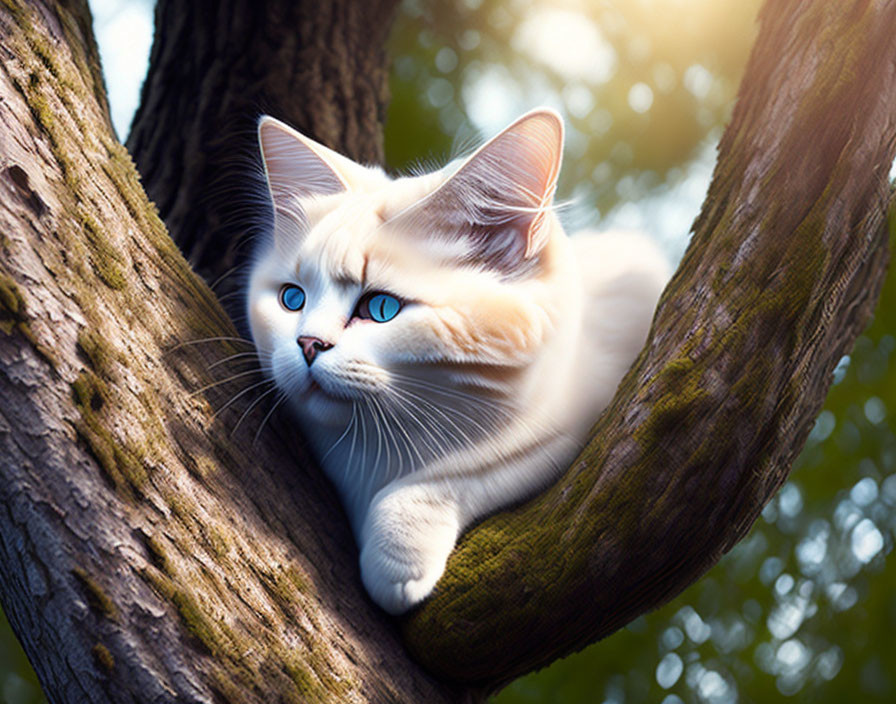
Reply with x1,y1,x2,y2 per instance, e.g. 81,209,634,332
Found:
402,0,896,688
0,1,455,702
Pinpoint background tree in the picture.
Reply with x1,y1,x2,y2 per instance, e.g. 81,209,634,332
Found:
1,4,892,704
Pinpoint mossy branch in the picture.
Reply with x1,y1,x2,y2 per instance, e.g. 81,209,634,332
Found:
0,1,453,702
402,0,896,689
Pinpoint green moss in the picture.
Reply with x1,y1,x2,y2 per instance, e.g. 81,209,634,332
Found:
146,535,172,572
76,328,125,373
140,539,245,663
77,207,127,290
636,348,710,449
304,642,352,699
92,643,115,673
72,567,117,619
170,589,223,657
6,2,124,276
256,565,311,617
205,525,231,560
0,273,60,366
141,566,176,601
55,0,110,119
0,274,23,315
72,371,148,494
209,671,246,704
283,659,318,698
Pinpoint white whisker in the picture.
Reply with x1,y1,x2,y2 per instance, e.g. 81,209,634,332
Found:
253,391,289,446
165,336,254,355
320,401,358,462
189,368,264,397
212,377,276,420
208,351,261,371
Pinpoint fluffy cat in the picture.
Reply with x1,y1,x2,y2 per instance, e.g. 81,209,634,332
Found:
247,109,669,614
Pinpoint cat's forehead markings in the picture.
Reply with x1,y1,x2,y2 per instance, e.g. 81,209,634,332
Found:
330,253,369,289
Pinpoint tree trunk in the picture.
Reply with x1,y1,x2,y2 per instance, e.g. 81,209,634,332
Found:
0,1,457,702
0,1,893,703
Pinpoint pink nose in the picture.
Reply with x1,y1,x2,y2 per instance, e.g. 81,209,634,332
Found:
297,336,333,366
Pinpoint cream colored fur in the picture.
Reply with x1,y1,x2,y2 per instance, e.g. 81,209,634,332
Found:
247,109,669,614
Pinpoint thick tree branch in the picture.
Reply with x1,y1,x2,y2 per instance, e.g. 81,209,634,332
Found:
403,0,896,689
0,1,457,701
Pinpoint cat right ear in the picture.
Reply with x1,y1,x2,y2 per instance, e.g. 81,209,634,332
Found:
257,116,351,218
394,108,564,275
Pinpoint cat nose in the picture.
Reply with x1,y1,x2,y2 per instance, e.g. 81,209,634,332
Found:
297,336,333,366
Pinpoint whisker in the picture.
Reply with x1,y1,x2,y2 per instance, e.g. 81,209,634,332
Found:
392,385,491,450
189,368,264,397
366,398,384,480
387,387,454,462
165,336,254,355
320,401,358,462
393,373,518,412
231,382,281,438
209,264,244,292
212,378,276,420
253,391,289,447
208,351,261,371
381,393,427,469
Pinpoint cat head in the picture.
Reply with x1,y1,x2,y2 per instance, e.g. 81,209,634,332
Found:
247,109,568,434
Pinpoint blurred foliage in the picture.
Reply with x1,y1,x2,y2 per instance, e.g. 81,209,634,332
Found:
0,609,43,704
3,1,895,703
385,0,760,222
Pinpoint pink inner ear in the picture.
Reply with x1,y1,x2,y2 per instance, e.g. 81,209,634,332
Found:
258,119,347,204
398,110,564,270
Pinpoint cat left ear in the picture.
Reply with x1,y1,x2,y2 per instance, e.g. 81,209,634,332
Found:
257,116,352,212
402,108,564,272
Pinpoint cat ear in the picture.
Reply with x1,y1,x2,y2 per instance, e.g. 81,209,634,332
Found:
257,116,351,211
403,108,564,271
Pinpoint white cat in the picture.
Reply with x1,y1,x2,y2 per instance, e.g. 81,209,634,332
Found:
247,109,669,614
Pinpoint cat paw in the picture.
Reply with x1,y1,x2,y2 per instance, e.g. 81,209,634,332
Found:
359,547,445,615
359,484,461,615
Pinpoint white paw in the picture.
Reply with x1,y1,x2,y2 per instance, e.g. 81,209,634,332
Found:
359,484,461,615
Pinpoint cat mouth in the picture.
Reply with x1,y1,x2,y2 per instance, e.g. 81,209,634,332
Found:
306,379,336,399
304,376,347,402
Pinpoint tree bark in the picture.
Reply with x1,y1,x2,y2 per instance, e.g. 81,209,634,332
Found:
402,0,896,688
0,1,893,703
0,1,456,702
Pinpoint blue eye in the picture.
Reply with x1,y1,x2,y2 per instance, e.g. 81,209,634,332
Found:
361,292,401,322
279,284,306,311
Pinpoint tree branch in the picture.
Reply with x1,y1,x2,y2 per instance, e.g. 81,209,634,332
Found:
402,0,896,689
0,1,457,701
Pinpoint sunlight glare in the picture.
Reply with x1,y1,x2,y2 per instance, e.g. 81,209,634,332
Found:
512,9,616,84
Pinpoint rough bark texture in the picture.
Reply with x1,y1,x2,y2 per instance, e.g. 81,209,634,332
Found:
126,0,399,322
402,0,896,688
0,1,457,702
0,0,893,702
